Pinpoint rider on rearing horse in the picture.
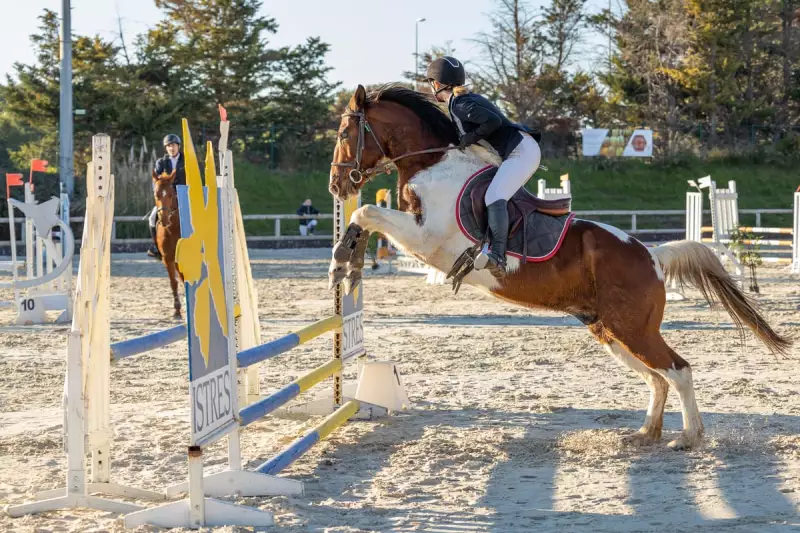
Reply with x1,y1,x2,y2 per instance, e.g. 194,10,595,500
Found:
425,56,542,279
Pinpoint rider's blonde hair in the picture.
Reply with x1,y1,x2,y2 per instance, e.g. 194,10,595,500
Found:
452,86,469,96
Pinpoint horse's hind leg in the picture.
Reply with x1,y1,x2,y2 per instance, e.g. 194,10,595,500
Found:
598,323,704,449
591,327,669,445
659,357,703,450
165,259,182,319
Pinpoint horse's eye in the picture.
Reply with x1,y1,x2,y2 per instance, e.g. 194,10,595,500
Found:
340,131,348,140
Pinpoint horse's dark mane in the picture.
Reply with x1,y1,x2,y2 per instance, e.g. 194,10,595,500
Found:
366,84,459,145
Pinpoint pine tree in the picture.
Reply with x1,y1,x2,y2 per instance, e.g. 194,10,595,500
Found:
263,37,340,168
1,10,122,174
143,0,279,126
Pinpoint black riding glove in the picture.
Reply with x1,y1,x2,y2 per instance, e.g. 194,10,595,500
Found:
458,132,481,150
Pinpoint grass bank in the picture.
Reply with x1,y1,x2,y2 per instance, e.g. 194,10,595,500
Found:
112,156,799,239
231,157,799,237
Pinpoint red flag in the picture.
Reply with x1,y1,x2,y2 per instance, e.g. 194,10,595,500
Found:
6,173,23,199
31,159,48,173
218,104,227,122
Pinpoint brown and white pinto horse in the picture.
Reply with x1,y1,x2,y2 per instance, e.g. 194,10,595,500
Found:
152,170,184,319
328,84,791,450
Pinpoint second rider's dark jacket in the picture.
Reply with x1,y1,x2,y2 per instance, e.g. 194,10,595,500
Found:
153,153,187,187
448,90,541,158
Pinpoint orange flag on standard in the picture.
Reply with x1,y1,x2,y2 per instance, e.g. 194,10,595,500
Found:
28,159,48,192
5,173,23,199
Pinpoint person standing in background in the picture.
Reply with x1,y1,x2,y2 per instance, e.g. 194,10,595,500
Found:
297,198,320,236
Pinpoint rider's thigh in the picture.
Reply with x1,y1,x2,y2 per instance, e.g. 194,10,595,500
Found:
485,133,541,204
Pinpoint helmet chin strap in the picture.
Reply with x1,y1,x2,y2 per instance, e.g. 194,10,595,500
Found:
428,80,451,98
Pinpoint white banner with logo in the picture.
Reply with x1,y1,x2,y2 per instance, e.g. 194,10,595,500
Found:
581,128,653,157
581,129,608,156
622,129,653,157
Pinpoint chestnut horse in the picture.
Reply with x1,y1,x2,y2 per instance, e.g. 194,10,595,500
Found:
152,170,184,318
328,84,791,450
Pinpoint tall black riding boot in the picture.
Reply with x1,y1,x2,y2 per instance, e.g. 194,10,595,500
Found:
485,199,509,279
147,224,161,259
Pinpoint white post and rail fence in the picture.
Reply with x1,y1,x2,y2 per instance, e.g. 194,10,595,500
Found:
1,209,793,248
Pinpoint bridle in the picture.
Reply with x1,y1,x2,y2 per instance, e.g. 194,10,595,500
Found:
153,176,179,227
331,109,456,185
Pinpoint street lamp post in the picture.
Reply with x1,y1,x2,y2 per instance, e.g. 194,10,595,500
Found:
60,0,74,196
415,17,426,89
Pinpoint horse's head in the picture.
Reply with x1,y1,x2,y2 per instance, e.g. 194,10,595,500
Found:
152,169,179,226
329,85,386,200
329,83,461,206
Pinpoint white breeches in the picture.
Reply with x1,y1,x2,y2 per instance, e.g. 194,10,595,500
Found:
485,132,542,205
299,219,318,236
149,206,158,228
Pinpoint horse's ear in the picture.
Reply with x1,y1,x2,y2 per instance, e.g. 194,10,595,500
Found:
152,169,158,181
168,169,177,182
348,85,367,111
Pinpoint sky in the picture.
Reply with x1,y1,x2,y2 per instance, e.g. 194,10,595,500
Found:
2,0,609,91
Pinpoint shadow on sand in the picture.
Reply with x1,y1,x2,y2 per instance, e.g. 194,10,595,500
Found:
265,406,799,532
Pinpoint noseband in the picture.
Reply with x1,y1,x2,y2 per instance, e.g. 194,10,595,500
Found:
330,110,389,184
154,177,179,225
331,110,456,185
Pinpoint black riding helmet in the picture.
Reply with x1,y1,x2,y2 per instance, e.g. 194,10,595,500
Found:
163,134,181,147
425,56,466,87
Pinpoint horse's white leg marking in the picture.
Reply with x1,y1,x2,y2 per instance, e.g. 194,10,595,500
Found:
351,205,438,257
603,341,668,444
654,366,704,450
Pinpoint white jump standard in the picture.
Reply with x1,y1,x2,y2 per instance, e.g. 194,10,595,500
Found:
5,135,165,520
1,181,74,324
686,176,799,274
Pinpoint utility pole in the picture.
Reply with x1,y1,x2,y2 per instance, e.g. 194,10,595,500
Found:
415,18,426,89
608,0,612,68
60,0,74,196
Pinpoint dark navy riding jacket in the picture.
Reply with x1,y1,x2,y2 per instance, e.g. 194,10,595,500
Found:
296,204,320,226
153,153,186,188
448,91,541,158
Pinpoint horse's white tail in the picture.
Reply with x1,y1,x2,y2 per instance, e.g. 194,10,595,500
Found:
651,240,791,356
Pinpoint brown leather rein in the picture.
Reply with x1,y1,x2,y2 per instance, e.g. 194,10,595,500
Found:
331,110,457,184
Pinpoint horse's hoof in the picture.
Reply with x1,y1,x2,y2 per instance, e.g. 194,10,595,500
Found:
173,311,182,320
621,431,659,447
667,433,702,450
343,271,362,295
328,263,347,290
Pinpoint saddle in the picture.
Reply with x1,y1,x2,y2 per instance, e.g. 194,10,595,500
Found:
468,167,570,240
448,166,574,291
456,165,574,256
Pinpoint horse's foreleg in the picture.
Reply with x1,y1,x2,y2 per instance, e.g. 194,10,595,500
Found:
352,205,431,250
330,223,370,294
329,206,431,291
165,259,182,319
